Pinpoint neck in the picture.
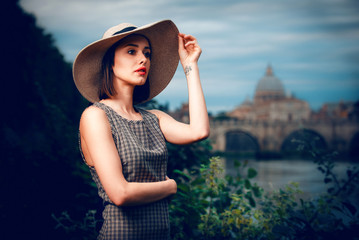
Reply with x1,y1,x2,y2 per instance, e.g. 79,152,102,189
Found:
103,93,134,112
100,84,142,119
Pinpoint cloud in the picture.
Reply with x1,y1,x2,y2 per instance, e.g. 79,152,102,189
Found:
19,0,359,113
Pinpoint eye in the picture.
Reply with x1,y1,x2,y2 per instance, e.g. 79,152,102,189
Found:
127,49,135,55
144,51,151,59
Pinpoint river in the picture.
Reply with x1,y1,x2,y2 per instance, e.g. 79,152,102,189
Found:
224,157,358,199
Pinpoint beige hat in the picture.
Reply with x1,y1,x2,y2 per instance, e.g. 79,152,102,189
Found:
73,20,179,103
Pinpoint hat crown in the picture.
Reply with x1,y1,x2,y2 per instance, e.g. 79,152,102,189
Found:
102,23,137,39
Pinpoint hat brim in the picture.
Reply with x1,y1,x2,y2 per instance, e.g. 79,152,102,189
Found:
73,20,179,104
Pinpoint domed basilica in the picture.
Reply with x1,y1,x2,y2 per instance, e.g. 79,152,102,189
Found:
229,65,311,121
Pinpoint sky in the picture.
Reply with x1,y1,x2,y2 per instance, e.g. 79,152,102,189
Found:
20,0,359,114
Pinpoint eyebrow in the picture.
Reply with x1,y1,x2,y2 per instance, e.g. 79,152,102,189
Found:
126,43,150,50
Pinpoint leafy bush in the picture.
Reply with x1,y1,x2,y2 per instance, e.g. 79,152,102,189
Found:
170,156,265,239
52,210,101,240
170,155,359,240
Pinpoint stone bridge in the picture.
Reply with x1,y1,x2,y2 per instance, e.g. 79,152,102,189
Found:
209,118,359,155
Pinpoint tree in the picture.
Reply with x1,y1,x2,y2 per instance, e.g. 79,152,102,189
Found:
1,1,91,239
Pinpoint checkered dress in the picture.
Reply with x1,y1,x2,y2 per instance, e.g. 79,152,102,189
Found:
80,102,170,240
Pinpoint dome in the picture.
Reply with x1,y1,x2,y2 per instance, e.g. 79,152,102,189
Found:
255,65,284,93
254,65,285,103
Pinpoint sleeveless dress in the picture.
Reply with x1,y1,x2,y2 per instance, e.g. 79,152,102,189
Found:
79,102,170,240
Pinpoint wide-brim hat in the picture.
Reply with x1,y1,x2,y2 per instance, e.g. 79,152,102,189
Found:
73,19,179,103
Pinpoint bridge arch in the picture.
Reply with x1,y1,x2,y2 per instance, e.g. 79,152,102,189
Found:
281,128,327,156
225,130,260,153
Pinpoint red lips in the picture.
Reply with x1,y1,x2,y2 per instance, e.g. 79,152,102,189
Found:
135,67,147,75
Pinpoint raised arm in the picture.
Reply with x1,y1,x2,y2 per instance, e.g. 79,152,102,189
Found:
151,33,210,145
79,106,177,206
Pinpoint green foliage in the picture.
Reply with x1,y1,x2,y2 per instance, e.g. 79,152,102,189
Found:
170,154,359,240
167,138,213,177
52,210,101,240
170,157,264,240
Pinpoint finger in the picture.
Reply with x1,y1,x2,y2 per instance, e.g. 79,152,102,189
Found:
178,34,185,51
182,34,196,41
184,40,197,48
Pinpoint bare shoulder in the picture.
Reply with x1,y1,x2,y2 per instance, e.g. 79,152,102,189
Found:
81,105,106,118
80,105,109,133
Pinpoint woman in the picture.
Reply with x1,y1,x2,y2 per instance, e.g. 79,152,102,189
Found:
73,20,209,239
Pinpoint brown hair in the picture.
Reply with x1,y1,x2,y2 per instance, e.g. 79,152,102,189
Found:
99,34,151,104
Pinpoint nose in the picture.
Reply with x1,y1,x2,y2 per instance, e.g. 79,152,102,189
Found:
139,52,148,65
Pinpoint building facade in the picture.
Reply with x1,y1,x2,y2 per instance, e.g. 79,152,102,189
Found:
228,65,311,122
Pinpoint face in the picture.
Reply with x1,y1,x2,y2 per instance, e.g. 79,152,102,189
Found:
112,35,151,88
